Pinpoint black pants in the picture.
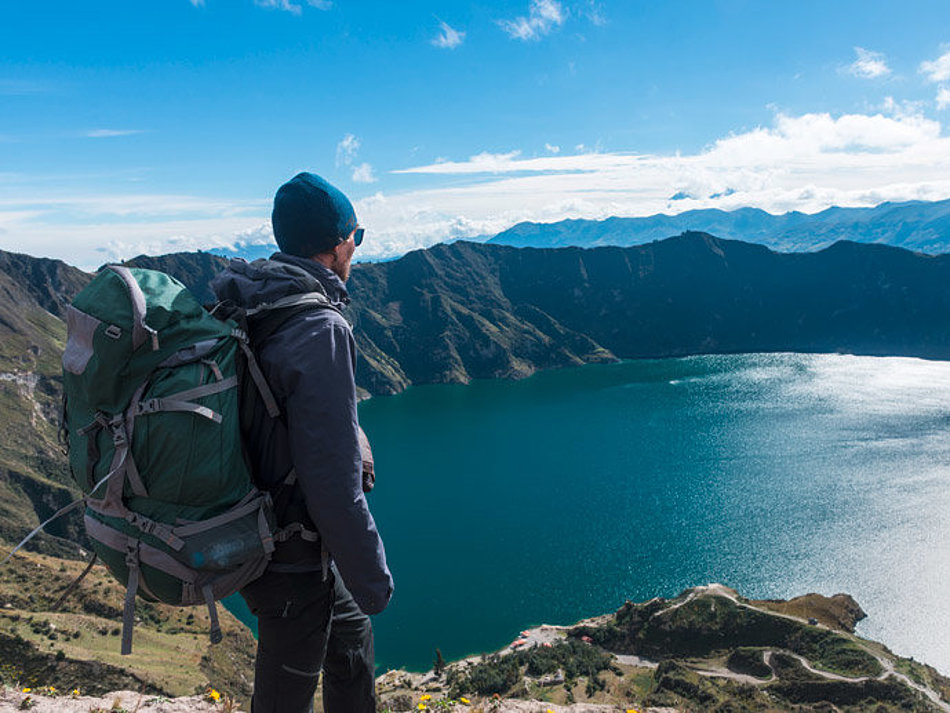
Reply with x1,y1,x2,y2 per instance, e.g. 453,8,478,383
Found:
240,565,376,713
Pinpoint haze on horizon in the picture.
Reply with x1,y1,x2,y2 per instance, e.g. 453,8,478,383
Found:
2,0,950,269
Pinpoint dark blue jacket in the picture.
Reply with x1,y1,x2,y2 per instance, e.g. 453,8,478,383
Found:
211,253,393,615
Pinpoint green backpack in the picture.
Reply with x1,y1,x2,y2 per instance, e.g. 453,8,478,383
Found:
60,265,280,654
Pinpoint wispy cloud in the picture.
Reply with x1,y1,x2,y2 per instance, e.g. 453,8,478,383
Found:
336,134,377,183
499,0,565,41
584,0,607,27
937,88,950,111
189,0,204,7
848,47,890,79
85,129,144,139
432,20,465,49
254,0,331,15
352,163,377,184
880,96,926,117
336,133,360,166
545,143,560,154
920,48,950,82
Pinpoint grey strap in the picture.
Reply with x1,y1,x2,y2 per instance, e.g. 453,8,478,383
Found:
274,522,320,543
203,585,223,645
202,360,224,382
244,291,331,317
234,336,280,418
0,498,86,566
172,490,264,538
108,266,159,352
124,452,148,499
163,376,237,403
121,384,149,498
121,538,141,655
84,516,197,584
136,398,221,423
259,506,275,556
321,543,329,582
135,376,238,423
125,512,185,551
157,340,219,368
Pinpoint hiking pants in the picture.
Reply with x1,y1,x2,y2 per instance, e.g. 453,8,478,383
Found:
240,565,377,713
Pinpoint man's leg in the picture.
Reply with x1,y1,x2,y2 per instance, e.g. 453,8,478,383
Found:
240,569,335,713
322,568,377,713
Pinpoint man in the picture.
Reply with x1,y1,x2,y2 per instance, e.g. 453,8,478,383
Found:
211,172,393,713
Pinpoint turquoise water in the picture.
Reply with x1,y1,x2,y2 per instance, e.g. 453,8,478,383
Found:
228,353,950,674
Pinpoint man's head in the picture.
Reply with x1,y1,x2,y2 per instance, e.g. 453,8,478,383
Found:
272,172,362,280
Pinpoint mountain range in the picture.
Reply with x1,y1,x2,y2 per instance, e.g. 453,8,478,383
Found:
2,231,948,555
489,199,950,253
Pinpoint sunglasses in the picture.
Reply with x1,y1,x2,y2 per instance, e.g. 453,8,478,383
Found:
353,227,364,247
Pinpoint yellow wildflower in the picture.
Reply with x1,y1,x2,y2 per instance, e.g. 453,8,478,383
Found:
460,698,470,705
21,688,31,693
420,694,432,701
417,704,427,711
627,709,640,713
207,688,222,702
72,688,81,697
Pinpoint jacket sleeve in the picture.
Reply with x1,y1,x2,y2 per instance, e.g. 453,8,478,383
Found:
275,312,393,615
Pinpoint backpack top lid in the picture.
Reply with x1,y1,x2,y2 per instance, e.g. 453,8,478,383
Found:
64,265,235,414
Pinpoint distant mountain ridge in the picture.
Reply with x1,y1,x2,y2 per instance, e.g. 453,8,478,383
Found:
489,199,950,253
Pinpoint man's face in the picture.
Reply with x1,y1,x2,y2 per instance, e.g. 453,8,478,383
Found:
330,230,357,282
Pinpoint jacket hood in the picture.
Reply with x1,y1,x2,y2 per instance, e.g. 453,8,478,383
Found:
210,252,350,311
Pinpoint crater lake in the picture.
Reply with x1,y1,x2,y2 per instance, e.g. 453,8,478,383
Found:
228,352,950,674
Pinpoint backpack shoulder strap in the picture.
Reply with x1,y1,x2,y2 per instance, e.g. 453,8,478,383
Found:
247,292,342,344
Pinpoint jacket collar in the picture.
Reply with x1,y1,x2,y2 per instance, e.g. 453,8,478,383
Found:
271,252,351,307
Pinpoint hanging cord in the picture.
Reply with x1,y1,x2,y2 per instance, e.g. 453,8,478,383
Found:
50,553,99,612
0,459,122,567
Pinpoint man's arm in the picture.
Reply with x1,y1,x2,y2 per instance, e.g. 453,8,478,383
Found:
276,312,393,615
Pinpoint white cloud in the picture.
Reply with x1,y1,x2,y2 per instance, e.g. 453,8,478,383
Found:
0,191,268,269
336,133,360,166
880,96,926,117
584,1,606,26
432,20,465,49
545,143,560,154
848,47,890,79
499,0,565,41
254,0,330,15
921,49,950,83
336,134,377,184
8,110,950,268
85,129,143,139
937,87,950,111
367,110,950,257
189,0,204,7
352,163,377,184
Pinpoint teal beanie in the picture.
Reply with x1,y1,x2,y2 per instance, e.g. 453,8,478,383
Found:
272,172,358,257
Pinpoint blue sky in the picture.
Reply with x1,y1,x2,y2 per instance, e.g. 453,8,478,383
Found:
3,0,950,267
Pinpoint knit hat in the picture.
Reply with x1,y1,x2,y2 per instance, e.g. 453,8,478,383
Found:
272,172,358,257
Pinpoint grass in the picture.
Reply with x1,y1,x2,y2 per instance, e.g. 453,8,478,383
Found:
0,551,256,703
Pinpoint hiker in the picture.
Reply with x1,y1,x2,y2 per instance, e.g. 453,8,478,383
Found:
211,172,393,713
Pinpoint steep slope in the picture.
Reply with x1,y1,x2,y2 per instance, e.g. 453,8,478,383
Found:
0,253,91,556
